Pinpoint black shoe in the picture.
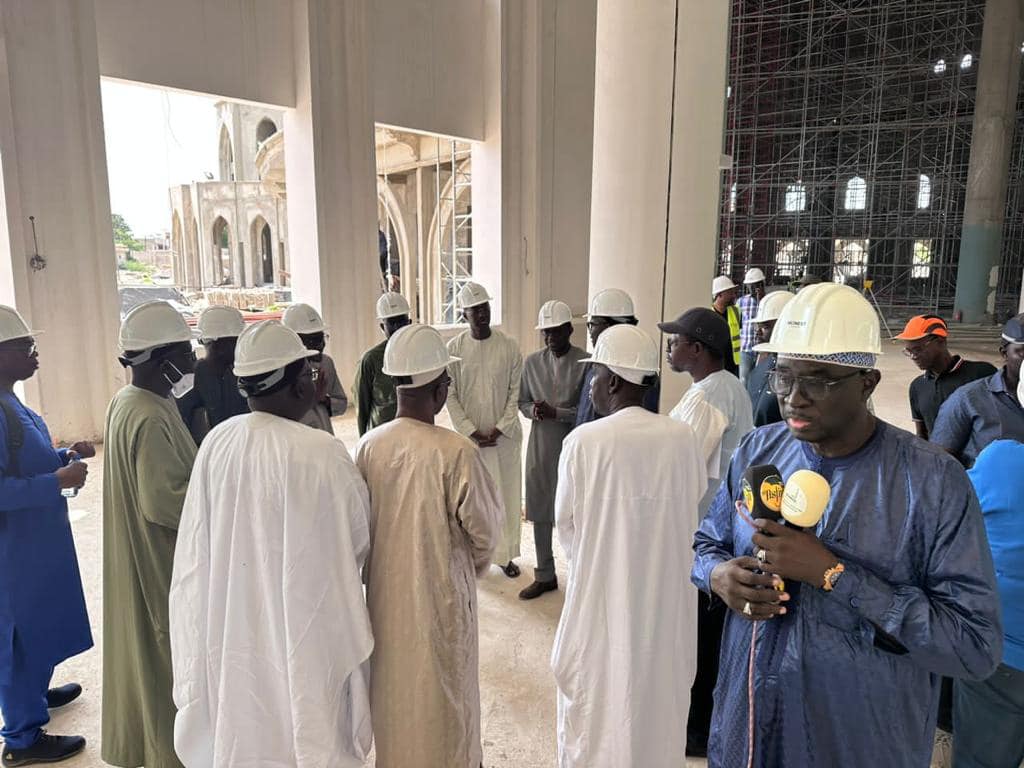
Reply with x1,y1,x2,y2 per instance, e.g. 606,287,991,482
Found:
45,684,82,710
685,735,708,758
501,561,521,579
2,732,86,766
518,577,558,600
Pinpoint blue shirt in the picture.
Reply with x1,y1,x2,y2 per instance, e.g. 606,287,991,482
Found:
931,368,1024,467
573,363,660,428
692,421,1001,768
0,392,92,678
969,439,1024,671
745,355,782,427
737,294,759,352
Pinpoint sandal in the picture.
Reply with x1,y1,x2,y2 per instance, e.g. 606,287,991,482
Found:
501,561,521,579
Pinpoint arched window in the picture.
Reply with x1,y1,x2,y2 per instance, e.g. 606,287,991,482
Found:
212,216,233,285
844,176,867,210
933,59,947,74
729,183,737,213
256,118,277,145
960,53,973,70
784,183,806,212
917,174,931,209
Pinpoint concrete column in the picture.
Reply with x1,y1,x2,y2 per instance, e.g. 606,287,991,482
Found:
587,0,730,408
0,0,122,441
284,0,379,389
953,0,1023,323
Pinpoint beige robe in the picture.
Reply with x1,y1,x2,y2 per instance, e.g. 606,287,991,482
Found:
356,418,501,768
102,385,196,768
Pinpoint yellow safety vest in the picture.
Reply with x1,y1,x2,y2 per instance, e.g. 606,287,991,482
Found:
725,305,742,365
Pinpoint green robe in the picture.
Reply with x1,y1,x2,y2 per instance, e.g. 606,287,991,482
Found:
102,385,196,768
354,338,398,436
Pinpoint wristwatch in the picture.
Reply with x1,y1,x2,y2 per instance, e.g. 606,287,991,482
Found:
822,562,845,592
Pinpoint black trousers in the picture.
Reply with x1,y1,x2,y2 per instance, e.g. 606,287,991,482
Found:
687,591,727,746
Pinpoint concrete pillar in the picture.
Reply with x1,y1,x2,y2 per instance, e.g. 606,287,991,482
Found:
284,0,379,388
587,0,730,408
953,0,1023,323
0,0,122,441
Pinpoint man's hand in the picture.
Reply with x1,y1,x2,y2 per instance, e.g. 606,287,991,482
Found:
56,461,88,491
470,430,497,447
67,441,96,460
485,428,503,443
751,519,838,588
533,401,557,421
710,557,789,620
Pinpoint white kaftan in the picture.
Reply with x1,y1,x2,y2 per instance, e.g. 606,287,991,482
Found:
446,329,523,564
169,413,373,768
669,369,754,515
551,407,706,768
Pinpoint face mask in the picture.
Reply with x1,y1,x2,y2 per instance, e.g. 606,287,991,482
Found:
162,361,195,399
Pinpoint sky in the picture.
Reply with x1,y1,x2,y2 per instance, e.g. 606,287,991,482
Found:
100,79,219,237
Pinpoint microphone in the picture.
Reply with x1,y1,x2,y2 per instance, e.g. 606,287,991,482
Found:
741,464,784,522
780,469,831,529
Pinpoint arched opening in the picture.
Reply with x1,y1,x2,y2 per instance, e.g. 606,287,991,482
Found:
212,216,233,285
784,182,807,212
844,176,867,210
218,126,235,182
256,118,277,145
250,215,274,285
917,174,931,209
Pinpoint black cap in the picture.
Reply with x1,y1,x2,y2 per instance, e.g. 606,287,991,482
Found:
1002,314,1024,344
658,308,731,355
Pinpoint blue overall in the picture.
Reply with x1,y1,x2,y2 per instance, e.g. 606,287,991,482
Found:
0,392,92,748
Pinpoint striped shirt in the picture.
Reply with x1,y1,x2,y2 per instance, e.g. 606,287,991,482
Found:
738,295,759,352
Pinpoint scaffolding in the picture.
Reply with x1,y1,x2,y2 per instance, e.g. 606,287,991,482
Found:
719,0,1024,320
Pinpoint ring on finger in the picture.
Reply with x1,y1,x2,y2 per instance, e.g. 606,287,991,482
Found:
756,547,768,564
742,601,752,616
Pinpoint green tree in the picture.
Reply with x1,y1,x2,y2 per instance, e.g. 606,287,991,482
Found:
111,213,144,253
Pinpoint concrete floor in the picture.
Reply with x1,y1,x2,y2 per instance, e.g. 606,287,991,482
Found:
28,336,1003,767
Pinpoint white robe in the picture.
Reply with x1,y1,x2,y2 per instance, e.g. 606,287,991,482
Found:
446,329,523,563
551,407,707,768
669,369,754,515
169,413,374,768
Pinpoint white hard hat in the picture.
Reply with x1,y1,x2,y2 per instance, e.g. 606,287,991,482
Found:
743,268,766,285
383,324,461,388
233,320,318,378
753,291,794,324
376,292,411,320
119,301,194,354
282,303,326,334
580,325,658,385
754,283,881,356
197,305,245,341
458,281,492,310
0,305,37,344
587,288,635,319
712,275,738,296
536,300,573,330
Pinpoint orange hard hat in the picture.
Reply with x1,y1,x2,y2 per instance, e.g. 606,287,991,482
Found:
894,315,948,341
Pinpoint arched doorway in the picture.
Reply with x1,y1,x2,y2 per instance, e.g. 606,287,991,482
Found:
256,118,277,145
250,216,274,285
212,216,232,285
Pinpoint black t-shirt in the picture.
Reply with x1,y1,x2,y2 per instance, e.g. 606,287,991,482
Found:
909,356,997,437
746,355,783,427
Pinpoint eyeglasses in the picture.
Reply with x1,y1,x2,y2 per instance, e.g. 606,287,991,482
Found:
0,341,37,357
767,368,867,400
903,336,937,358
